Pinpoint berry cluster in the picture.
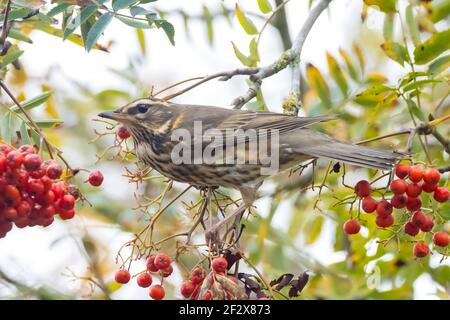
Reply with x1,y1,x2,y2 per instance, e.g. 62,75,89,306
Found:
344,164,449,258
114,252,173,300
180,257,242,300
0,144,77,238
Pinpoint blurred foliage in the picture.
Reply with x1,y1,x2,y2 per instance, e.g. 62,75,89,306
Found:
0,0,449,300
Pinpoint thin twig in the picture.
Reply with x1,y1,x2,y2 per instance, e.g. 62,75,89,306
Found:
0,0,11,44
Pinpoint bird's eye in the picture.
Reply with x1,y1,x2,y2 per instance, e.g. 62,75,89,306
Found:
137,104,150,113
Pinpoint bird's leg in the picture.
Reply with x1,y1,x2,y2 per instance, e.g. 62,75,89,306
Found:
205,202,249,244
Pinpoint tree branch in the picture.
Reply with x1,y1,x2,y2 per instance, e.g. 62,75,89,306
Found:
232,0,332,109
159,0,333,110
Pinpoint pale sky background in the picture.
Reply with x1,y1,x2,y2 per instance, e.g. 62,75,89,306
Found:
0,0,444,299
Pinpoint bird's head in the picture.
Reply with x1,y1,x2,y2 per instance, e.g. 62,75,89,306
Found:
98,98,175,135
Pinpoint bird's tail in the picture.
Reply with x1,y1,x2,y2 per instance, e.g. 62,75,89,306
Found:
294,130,404,171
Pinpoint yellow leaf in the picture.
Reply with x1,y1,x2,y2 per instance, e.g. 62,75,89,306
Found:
235,4,258,35
42,84,59,118
306,63,331,108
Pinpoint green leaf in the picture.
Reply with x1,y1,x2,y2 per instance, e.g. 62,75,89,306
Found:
159,20,175,46
21,92,53,111
231,41,253,67
428,54,450,74
47,3,71,17
257,0,272,14
249,37,260,64
202,5,213,45
115,15,151,29
10,92,53,113
81,15,95,47
6,8,34,21
130,6,154,16
20,122,31,145
413,28,450,65
112,0,138,11
405,5,420,47
429,0,450,23
406,99,425,121
402,79,440,92
381,41,408,66
235,4,258,35
363,0,397,13
0,46,24,69
339,48,358,81
35,119,64,129
306,63,332,108
63,5,98,40
85,12,114,52
0,112,13,144
305,216,324,244
383,13,395,41
8,28,33,43
326,52,348,96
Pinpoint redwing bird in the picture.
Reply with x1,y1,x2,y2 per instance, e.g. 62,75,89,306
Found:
99,98,402,235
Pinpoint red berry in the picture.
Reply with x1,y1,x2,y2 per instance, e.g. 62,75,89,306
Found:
433,187,449,203
189,267,206,285
23,154,42,171
406,196,422,211
154,253,171,270
117,125,131,140
46,164,63,179
376,214,394,228
203,291,213,300
404,222,420,236
433,231,450,247
162,265,173,277
59,194,75,210
390,179,407,194
376,200,393,217
0,144,13,155
59,209,75,220
114,269,131,284
413,242,429,258
406,183,422,197
3,185,21,206
51,181,68,199
16,201,32,217
412,211,427,228
26,179,45,197
146,255,159,272
137,273,153,288
422,182,437,193
14,217,29,228
362,196,377,213
6,151,24,169
180,281,196,298
355,180,371,197
395,164,410,179
211,257,228,273
343,219,360,235
0,155,6,173
409,165,423,183
423,168,440,185
419,215,434,232
18,145,35,155
149,285,165,300
391,194,407,209
29,167,46,179
87,171,103,187
3,207,18,221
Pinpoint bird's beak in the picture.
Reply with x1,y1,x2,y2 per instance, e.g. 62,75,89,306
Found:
98,110,121,120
